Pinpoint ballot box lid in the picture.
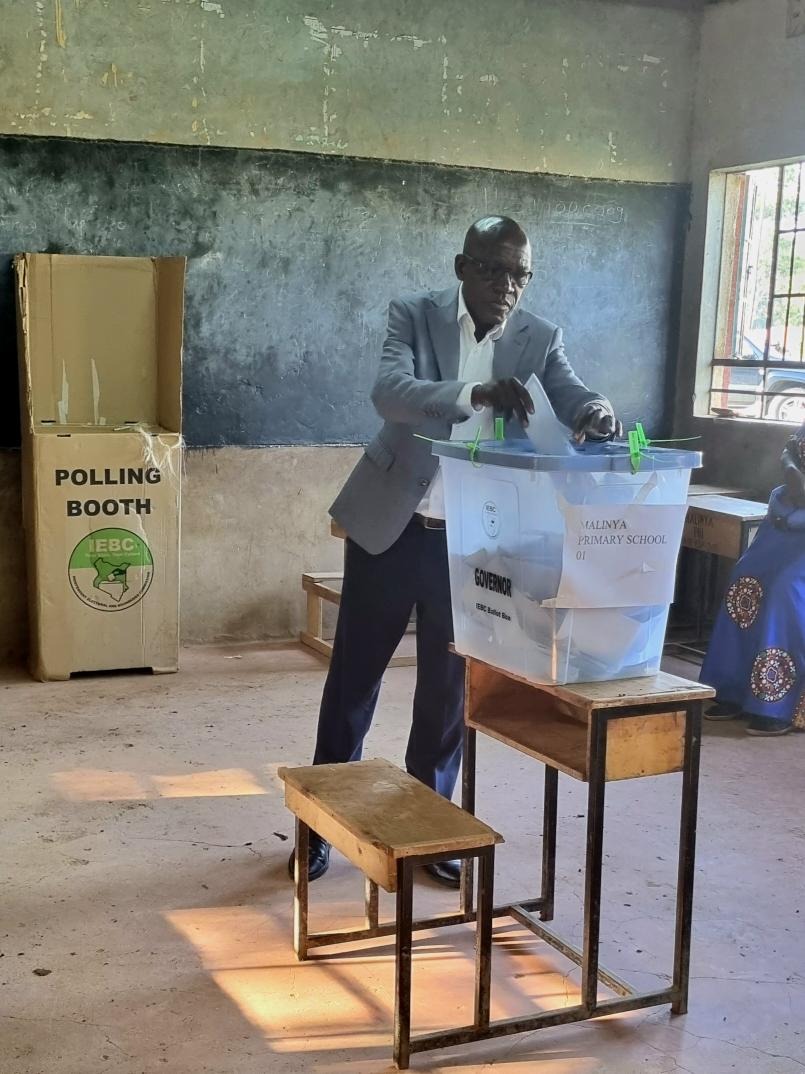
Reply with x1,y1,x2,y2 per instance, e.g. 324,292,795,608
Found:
432,438,702,473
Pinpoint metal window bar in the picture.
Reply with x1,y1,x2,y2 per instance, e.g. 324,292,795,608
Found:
731,175,752,364
795,164,805,368
763,167,785,365
709,387,805,402
711,161,805,419
780,168,800,361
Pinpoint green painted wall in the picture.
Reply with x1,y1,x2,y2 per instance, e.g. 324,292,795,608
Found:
0,0,698,182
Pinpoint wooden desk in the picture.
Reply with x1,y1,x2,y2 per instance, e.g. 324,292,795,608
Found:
682,494,767,559
687,483,741,498
408,655,714,1060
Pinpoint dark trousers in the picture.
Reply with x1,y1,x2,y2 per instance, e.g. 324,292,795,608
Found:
313,520,465,799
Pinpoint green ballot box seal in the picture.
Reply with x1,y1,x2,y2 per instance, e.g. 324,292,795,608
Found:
68,528,154,611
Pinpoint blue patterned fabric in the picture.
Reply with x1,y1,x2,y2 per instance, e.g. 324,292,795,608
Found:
700,426,805,728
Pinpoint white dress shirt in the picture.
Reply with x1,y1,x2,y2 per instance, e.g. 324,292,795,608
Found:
417,286,509,520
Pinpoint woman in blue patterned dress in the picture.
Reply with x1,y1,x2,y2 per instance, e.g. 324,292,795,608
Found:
701,422,805,736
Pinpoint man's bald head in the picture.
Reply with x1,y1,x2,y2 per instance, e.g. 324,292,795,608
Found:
463,216,530,258
455,216,533,335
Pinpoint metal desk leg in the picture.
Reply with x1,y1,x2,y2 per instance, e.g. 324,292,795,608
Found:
581,713,608,1012
365,877,379,930
474,847,495,1030
293,818,309,961
394,859,415,1070
672,701,702,1015
540,766,559,922
460,726,478,916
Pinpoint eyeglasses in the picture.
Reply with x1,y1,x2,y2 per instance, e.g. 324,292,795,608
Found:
463,254,533,289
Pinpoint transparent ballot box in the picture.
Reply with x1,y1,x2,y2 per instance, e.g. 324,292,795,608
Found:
433,440,701,685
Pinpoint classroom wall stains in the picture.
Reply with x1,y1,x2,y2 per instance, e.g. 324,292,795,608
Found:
0,0,700,182
54,0,68,48
31,0,49,123
100,64,120,88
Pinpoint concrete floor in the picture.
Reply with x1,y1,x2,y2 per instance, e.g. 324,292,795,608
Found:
2,644,805,1074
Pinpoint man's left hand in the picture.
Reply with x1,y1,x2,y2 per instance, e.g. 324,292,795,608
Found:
572,403,623,443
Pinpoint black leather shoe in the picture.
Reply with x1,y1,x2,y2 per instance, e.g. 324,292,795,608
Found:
287,833,330,882
423,860,461,888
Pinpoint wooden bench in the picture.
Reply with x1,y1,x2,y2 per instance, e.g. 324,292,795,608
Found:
299,520,417,666
279,758,502,1069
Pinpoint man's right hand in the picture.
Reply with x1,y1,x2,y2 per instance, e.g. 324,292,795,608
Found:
471,378,535,426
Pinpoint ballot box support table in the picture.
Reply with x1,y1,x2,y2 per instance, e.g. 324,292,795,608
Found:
405,654,714,1059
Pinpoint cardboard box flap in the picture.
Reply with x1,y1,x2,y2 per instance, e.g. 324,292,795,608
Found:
14,253,36,430
31,423,175,438
155,258,185,433
16,253,184,432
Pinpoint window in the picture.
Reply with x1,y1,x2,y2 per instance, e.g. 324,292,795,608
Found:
708,160,805,424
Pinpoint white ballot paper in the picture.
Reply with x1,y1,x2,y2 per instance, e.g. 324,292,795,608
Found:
524,374,576,456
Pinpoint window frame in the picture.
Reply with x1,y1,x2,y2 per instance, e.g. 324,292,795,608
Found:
696,157,805,426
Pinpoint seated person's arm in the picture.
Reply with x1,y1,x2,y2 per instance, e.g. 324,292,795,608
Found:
781,438,805,507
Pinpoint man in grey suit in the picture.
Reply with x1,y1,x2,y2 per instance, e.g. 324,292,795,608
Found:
295,216,619,885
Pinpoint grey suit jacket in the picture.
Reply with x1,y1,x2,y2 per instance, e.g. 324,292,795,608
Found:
331,285,610,555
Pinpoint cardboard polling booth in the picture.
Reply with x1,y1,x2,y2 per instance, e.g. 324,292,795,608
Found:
15,254,185,681
434,440,701,686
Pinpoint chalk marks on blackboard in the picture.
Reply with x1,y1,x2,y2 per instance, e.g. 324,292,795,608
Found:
537,198,625,227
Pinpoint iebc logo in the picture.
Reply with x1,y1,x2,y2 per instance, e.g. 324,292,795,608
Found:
68,528,154,611
482,501,500,539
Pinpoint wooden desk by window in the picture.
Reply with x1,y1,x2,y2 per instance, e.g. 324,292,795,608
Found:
682,495,767,560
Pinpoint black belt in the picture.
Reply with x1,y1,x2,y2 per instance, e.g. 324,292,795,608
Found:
413,513,446,531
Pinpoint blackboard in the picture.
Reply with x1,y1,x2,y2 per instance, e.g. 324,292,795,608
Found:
0,135,688,448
